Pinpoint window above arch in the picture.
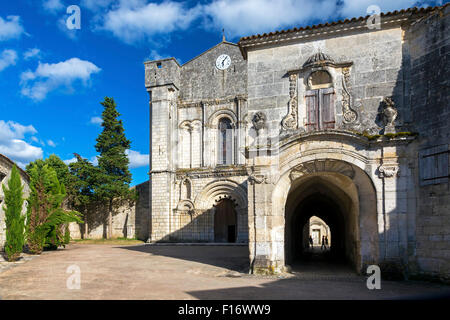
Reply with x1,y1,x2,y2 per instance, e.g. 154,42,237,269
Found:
217,117,233,166
307,70,333,90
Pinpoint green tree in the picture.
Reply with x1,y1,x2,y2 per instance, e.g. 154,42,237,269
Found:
26,160,82,254
43,154,71,188
2,165,25,261
68,153,102,237
94,97,133,238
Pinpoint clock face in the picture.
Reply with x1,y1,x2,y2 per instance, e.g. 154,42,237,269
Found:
216,54,231,70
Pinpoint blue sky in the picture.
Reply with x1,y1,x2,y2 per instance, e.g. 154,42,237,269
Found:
0,0,445,186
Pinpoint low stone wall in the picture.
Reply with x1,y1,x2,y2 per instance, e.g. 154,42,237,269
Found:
69,181,149,241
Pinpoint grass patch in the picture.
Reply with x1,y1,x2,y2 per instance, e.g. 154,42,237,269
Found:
72,237,144,245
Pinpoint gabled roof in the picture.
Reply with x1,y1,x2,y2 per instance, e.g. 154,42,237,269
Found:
238,3,449,57
180,40,239,67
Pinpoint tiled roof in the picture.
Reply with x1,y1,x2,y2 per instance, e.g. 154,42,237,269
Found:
239,4,448,42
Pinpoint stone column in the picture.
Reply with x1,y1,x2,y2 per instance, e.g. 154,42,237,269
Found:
248,166,284,274
377,144,408,267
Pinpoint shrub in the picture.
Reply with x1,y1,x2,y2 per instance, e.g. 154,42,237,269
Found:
26,161,82,254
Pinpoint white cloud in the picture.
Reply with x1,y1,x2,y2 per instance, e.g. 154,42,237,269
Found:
0,49,18,72
92,0,441,44
0,120,43,168
338,0,435,18
147,50,166,61
42,0,65,14
91,155,99,166
99,0,201,44
20,57,101,101
0,16,25,41
126,149,149,169
63,157,77,165
47,139,56,147
204,0,339,37
24,48,41,60
81,0,115,11
90,116,103,125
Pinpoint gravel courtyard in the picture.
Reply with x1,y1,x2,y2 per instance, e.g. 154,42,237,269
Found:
0,243,449,300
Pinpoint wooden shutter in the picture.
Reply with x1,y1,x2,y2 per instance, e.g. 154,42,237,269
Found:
305,90,319,132
320,87,335,129
419,145,449,186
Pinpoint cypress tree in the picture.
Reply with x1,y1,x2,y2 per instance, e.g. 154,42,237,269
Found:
2,165,25,261
94,97,132,238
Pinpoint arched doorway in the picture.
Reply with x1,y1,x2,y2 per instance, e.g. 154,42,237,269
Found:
214,199,237,243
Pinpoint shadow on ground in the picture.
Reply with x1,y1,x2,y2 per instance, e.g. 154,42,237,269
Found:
117,244,250,272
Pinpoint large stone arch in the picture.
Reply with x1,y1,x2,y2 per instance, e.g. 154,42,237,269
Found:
194,179,248,243
271,154,379,273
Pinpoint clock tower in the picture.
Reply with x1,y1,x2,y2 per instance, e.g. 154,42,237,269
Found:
144,40,247,242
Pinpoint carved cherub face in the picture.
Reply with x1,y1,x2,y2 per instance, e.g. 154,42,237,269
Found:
252,112,266,130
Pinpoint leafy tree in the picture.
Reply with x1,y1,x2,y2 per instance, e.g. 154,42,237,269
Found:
44,154,71,189
2,165,25,261
94,97,133,238
26,160,82,254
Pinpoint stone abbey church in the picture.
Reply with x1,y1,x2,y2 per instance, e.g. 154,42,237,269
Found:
144,4,450,278
3,4,447,281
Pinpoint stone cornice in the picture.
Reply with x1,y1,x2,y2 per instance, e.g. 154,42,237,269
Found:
245,130,417,155
177,95,247,108
174,166,248,179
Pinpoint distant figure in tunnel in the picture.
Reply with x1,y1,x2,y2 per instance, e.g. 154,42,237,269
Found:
309,235,313,248
325,236,329,250
321,236,326,250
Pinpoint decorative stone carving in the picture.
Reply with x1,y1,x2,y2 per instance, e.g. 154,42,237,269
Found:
176,199,195,211
247,167,268,184
248,174,267,184
289,159,355,181
382,97,397,133
378,164,399,178
252,111,266,133
176,168,248,180
281,74,298,130
303,50,335,68
341,67,358,124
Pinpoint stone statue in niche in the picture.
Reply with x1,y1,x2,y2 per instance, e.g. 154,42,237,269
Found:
382,97,397,133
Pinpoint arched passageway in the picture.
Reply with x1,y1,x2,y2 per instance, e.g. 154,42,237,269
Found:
285,173,362,271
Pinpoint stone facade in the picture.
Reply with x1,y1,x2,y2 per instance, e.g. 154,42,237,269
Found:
0,154,30,250
141,4,449,280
